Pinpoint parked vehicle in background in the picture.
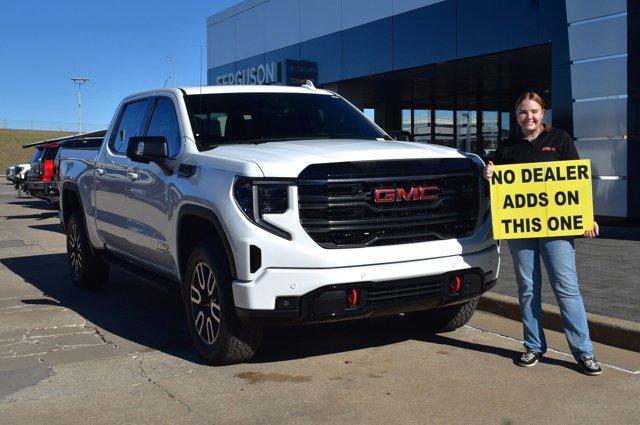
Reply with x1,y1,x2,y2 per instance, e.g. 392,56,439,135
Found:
6,166,16,182
26,143,60,204
19,130,106,204
5,163,30,184
58,85,499,365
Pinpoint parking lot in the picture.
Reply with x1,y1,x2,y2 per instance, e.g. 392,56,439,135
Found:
0,183,639,424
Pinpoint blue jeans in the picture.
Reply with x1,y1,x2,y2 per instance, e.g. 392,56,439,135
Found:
507,237,593,359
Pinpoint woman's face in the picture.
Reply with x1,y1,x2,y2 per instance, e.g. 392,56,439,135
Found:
516,99,545,134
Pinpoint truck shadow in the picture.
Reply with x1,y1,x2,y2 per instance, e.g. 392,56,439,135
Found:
7,200,53,210
2,212,58,220
1,253,198,363
0,253,576,371
28,223,62,233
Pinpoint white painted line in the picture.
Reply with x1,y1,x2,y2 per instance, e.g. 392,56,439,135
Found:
465,324,639,375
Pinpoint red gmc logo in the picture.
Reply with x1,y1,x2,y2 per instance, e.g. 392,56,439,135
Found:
374,186,439,203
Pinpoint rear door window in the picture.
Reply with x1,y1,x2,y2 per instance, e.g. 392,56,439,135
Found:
110,100,150,154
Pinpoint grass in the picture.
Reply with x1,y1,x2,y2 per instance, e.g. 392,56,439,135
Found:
0,128,74,172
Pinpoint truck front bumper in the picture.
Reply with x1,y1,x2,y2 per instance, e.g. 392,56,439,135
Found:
233,244,499,325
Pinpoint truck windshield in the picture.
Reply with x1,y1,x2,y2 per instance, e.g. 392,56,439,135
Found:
184,92,390,150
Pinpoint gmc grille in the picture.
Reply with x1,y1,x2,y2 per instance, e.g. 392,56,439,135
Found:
298,159,480,248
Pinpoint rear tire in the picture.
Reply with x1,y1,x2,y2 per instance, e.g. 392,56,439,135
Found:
182,239,262,365
407,299,478,333
66,211,109,289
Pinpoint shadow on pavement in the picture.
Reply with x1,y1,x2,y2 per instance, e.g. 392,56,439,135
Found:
1,253,203,365
413,333,579,372
28,223,62,234
2,212,58,220
0,253,579,372
7,200,52,210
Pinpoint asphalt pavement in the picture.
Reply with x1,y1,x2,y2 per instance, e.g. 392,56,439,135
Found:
0,183,639,424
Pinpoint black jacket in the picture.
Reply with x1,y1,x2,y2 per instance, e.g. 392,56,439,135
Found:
492,127,579,165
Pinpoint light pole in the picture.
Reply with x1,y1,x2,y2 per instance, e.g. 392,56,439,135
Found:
167,56,176,87
71,77,90,134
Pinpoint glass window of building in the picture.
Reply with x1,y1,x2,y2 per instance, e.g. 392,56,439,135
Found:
456,110,477,152
363,108,375,124
500,112,510,141
482,111,499,157
413,109,430,142
402,109,412,133
434,110,454,147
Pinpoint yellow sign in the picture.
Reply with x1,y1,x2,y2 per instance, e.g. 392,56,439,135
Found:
490,160,594,240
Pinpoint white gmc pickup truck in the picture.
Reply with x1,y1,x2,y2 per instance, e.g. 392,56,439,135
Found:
58,84,499,364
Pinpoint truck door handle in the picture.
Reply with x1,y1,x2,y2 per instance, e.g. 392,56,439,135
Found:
96,168,105,176
127,172,139,181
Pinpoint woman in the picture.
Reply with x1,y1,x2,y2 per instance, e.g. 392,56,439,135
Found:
484,92,602,375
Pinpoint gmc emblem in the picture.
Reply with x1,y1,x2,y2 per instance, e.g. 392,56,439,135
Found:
374,186,439,203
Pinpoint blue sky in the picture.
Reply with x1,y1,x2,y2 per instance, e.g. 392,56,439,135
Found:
0,0,240,131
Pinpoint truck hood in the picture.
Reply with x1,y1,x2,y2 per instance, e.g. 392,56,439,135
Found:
205,139,467,177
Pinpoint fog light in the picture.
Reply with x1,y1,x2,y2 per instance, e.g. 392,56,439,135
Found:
450,276,463,293
346,288,360,308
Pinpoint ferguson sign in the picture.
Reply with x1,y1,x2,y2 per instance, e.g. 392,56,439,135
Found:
216,62,281,85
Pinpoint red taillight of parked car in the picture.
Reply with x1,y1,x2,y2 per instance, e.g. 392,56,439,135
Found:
42,159,55,182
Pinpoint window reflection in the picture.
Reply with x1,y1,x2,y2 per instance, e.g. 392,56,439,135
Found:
456,110,476,152
482,111,499,156
363,108,375,123
413,109,430,142
434,110,454,147
500,112,510,141
402,109,411,133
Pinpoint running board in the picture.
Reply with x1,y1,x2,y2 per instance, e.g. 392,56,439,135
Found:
103,252,180,293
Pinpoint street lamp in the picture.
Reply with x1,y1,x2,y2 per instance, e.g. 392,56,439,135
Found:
71,77,90,134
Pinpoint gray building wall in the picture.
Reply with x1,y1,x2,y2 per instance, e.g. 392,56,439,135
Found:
566,0,628,218
206,0,633,219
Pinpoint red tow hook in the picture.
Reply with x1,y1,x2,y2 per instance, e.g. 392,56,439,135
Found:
346,288,360,308
450,276,463,293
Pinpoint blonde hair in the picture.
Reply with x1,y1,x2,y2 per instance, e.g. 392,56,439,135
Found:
514,91,550,133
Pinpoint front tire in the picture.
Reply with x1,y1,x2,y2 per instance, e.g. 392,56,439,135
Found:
66,211,109,289
407,299,478,333
182,239,262,365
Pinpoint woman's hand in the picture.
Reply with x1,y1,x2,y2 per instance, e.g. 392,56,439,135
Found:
584,221,599,238
483,161,494,181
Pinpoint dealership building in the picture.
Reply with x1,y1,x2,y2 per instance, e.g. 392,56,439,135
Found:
206,0,638,222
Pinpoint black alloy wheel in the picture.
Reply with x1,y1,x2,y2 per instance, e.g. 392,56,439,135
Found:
189,262,221,345
65,210,109,289
68,222,84,278
182,239,261,364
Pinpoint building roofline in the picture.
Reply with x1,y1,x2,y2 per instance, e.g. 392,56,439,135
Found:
207,0,267,27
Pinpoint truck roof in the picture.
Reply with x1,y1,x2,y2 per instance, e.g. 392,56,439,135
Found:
127,85,335,99
181,84,333,96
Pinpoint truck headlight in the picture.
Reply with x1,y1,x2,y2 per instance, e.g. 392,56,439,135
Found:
233,178,293,240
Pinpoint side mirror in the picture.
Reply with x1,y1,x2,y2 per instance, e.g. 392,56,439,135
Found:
126,136,169,164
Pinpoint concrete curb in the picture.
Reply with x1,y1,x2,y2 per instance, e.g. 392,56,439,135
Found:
478,292,640,353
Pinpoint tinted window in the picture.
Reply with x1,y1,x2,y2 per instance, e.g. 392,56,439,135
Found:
110,100,149,154
43,146,59,160
184,93,389,150
31,149,43,162
146,98,181,157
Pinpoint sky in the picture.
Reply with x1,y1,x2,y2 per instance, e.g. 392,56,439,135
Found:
0,0,241,131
